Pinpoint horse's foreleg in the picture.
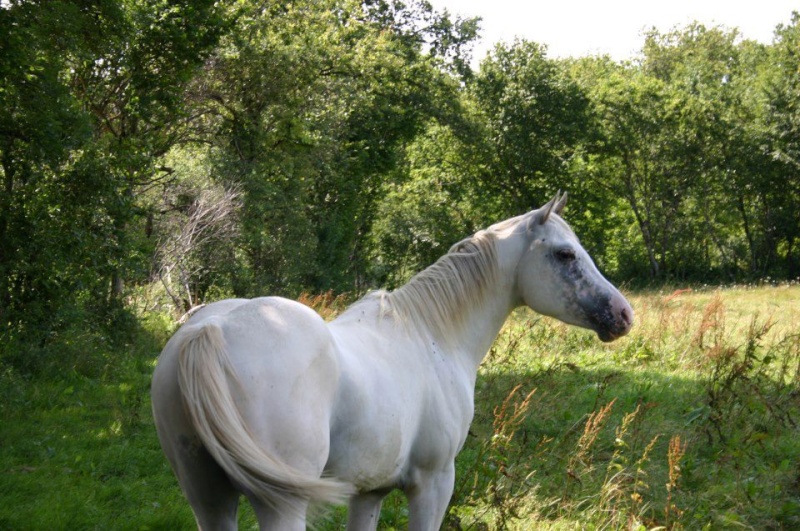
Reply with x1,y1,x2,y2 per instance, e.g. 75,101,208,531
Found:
405,465,455,531
346,491,384,530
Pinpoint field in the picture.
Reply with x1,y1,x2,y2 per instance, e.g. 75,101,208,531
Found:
2,284,800,529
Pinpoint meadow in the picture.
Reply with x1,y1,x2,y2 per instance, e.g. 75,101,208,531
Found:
1,284,799,530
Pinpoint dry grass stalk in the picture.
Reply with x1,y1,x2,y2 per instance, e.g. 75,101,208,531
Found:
693,294,725,349
665,434,687,528
297,290,351,320
567,398,617,488
597,403,662,529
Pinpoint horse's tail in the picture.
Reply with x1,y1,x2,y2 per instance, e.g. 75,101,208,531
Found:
176,322,354,508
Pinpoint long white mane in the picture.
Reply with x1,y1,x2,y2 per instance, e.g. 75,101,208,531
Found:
380,225,506,346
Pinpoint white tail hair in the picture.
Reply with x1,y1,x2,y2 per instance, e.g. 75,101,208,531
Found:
176,323,354,509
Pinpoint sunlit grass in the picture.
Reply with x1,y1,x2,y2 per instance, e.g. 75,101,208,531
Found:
445,283,800,529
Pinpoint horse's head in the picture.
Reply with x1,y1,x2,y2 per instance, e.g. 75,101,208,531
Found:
515,193,633,342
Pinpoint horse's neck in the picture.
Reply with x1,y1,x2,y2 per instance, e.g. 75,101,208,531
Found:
417,235,523,372
452,285,517,372
333,233,523,372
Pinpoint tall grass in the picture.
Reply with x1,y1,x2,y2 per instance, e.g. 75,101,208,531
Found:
445,284,800,529
1,285,798,529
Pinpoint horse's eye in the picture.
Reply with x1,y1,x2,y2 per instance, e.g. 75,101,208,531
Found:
555,248,576,262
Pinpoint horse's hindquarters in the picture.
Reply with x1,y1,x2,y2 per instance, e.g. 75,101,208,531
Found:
152,297,350,525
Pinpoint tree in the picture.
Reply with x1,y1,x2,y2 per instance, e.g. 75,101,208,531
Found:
574,25,760,280
0,0,224,368
180,0,477,294
761,12,800,278
368,121,491,286
468,40,592,215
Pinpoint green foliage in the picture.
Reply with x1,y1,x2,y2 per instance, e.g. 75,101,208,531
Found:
1,0,799,376
468,40,592,215
760,13,800,278
369,121,491,286
0,0,225,372
172,0,472,295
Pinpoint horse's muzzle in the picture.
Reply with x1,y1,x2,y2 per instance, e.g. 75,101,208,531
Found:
591,294,634,342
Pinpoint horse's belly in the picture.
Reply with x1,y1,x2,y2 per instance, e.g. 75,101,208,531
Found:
332,453,405,492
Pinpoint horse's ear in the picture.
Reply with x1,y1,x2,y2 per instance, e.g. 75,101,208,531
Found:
553,191,568,215
532,190,564,227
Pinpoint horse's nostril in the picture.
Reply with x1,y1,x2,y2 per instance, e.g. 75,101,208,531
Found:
620,307,632,326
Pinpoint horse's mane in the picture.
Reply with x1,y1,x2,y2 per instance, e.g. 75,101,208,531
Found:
380,227,502,346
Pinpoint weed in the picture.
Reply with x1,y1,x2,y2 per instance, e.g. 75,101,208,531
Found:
665,434,687,528
566,398,616,495
701,309,797,446
298,290,354,321
594,404,661,529
449,385,544,529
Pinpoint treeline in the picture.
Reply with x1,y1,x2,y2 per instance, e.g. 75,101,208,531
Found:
1,1,798,371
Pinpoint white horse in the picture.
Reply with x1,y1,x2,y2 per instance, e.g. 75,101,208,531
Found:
151,192,633,530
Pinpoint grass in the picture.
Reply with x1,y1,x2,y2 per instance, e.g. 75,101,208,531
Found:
0,318,193,530
446,283,800,530
1,284,799,529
